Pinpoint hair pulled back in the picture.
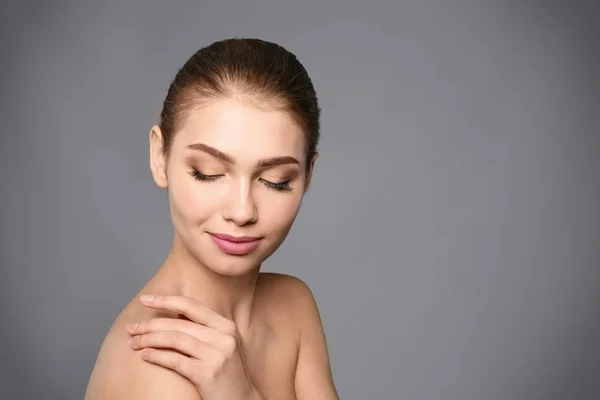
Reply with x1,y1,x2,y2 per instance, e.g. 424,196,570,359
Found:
159,38,320,171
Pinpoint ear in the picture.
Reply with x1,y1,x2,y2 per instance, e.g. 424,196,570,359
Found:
149,125,168,188
304,152,319,192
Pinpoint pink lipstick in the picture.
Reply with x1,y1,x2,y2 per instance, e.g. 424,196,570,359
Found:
208,233,262,255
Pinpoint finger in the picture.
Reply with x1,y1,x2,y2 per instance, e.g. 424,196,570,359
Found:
126,318,222,344
139,348,202,387
130,331,220,361
139,295,236,333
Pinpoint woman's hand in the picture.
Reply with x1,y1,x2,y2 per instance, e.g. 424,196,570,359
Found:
125,294,263,400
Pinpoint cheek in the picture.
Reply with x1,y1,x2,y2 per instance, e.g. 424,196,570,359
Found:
258,192,303,232
168,174,222,225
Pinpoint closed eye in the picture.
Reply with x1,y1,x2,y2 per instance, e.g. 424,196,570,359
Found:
190,168,293,192
260,178,293,192
189,168,223,181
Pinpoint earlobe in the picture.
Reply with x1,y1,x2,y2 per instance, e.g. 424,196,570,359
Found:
149,125,168,188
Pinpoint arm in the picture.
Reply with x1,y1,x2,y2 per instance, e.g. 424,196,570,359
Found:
291,278,340,400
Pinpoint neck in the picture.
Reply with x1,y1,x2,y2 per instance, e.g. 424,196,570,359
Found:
149,233,261,334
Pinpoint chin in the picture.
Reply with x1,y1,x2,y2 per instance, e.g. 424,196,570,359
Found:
210,260,260,277
198,241,268,277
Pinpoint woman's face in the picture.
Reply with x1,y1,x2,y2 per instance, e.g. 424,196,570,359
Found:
150,98,315,276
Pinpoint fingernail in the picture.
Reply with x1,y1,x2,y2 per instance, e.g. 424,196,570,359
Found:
140,295,154,303
129,336,139,346
125,322,138,332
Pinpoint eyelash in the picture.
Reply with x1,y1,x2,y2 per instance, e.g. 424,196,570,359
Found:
190,169,221,182
189,168,293,192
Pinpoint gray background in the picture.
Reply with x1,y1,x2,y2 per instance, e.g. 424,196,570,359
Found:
1,1,599,399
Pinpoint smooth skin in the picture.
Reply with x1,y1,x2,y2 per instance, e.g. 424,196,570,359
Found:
84,98,339,399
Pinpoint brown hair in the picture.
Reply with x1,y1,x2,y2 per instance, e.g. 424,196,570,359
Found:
158,38,321,172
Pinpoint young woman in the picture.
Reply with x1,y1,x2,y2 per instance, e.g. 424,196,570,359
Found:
84,38,339,399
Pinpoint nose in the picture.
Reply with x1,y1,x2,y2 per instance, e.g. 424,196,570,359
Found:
222,178,258,226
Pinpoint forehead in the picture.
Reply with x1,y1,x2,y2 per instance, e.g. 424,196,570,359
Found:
175,99,305,163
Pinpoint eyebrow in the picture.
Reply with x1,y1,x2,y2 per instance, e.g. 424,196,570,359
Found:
186,142,300,168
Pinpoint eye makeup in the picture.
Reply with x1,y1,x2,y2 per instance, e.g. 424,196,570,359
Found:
189,167,295,192
189,168,223,182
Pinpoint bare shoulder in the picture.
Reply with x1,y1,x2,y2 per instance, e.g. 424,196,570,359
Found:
255,272,319,315
256,272,314,297
84,299,200,400
257,273,339,399
254,272,324,340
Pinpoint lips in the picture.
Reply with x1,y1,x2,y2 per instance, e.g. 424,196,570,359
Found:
208,233,263,255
